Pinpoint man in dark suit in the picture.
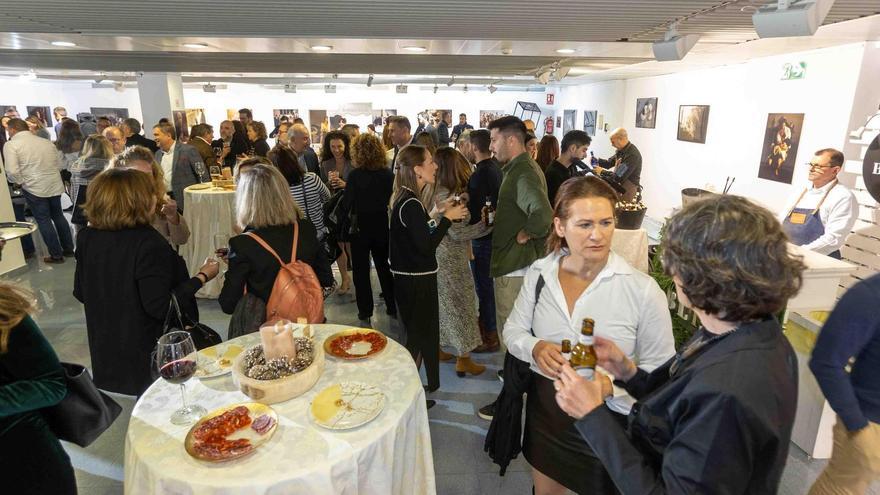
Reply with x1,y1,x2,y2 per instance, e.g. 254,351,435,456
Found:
153,121,208,211
451,113,474,143
121,118,159,153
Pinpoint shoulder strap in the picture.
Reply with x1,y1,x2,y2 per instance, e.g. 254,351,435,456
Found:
244,232,285,266
290,222,299,263
811,179,838,214
530,275,545,337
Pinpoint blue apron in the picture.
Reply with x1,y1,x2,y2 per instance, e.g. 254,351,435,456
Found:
782,181,842,259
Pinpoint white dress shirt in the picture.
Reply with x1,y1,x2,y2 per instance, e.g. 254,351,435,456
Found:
503,250,675,415
778,180,858,255
2,131,65,198
160,141,176,190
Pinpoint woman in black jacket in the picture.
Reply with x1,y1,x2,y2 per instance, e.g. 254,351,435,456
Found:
74,169,219,395
554,195,805,494
246,121,271,158
342,133,395,323
389,145,466,403
219,163,334,316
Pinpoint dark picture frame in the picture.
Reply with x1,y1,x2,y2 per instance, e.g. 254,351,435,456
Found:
635,97,658,129
677,105,710,144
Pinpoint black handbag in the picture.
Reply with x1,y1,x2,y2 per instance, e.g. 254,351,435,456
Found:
163,293,222,350
227,292,266,339
42,362,123,448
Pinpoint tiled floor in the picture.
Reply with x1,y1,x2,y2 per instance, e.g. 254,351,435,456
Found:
5,255,878,495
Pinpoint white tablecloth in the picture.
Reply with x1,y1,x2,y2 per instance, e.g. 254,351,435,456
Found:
611,228,650,273
124,324,436,495
182,185,236,299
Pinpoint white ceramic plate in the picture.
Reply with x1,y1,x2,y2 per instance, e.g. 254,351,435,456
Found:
310,382,386,430
194,344,243,379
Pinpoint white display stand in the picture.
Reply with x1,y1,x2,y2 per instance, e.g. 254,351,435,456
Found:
785,244,856,459
0,173,26,275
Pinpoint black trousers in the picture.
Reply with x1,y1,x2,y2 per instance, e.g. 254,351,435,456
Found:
350,233,395,319
394,273,440,390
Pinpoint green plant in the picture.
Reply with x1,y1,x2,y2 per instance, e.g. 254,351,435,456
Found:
649,224,697,350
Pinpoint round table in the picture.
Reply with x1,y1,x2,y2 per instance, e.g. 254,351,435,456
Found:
124,325,436,495
182,184,236,299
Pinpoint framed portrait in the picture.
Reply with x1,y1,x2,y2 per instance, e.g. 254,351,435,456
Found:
583,110,597,136
26,106,52,127
757,113,806,185
563,110,576,135
90,107,129,124
272,109,299,128
635,97,658,129
677,105,710,144
479,110,506,129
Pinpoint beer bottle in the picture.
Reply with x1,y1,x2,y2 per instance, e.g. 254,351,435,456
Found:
570,318,597,378
485,198,495,227
560,339,572,362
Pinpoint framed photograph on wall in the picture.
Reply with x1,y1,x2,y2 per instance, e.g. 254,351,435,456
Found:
583,110,597,136
563,110,576,135
26,106,52,127
272,109,299,128
757,113,806,185
185,109,206,127
677,105,710,144
479,110,506,129
309,110,328,144
171,110,189,142
635,97,658,129
90,107,129,125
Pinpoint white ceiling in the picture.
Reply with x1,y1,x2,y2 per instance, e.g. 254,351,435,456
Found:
0,1,878,86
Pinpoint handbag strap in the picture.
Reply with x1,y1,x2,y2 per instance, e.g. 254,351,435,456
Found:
531,275,544,338
163,292,185,333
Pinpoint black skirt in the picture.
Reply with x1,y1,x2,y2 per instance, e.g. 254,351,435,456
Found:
523,372,625,495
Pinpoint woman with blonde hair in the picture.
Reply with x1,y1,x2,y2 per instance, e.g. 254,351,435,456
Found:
110,145,190,246
70,133,114,231
74,168,219,395
431,147,491,376
219,164,334,317
389,145,467,406
0,252,76,493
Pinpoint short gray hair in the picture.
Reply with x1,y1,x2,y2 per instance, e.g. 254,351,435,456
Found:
288,123,309,139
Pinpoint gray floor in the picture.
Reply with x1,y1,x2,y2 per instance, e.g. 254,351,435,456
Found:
4,255,876,495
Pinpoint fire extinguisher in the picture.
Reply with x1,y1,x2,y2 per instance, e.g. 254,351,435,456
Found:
544,117,554,135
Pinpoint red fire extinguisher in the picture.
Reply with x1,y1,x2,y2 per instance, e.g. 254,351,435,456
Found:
544,117,554,135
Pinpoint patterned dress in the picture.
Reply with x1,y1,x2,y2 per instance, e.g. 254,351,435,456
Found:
435,186,492,354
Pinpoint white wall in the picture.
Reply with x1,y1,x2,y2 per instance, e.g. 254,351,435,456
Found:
553,80,626,160
560,43,867,220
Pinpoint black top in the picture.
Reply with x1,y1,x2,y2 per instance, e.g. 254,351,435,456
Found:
389,188,451,275
544,159,574,205
597,141,642,189
212,136,249,168
302,147,321,175
451,123,474,141
253,139,270,158
467,157,502,240
340,167,394,237
126,133,159,153
73,226,202,395
437,121,451,146
219,220,334,314
575,318,798,494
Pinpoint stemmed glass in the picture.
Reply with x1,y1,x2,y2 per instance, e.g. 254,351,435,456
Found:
156,331,206,425
209,165,222,187
213,233,230,258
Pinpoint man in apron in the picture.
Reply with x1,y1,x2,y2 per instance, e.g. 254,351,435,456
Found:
780,148,858,259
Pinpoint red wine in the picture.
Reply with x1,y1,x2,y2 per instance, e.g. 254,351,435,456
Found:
159,359,197,384
215,248,229,257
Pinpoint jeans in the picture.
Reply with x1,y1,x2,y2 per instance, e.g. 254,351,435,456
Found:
11,200,35,255
470,236,496,332
22,190,74,258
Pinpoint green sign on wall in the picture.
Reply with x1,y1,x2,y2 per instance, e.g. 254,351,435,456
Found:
782,62,807,80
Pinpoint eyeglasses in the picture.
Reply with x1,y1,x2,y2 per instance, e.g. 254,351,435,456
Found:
807,162,834,170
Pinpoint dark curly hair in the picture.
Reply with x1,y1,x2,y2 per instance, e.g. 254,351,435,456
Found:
351,133,387,171
320,130,350,162
661,195,805,322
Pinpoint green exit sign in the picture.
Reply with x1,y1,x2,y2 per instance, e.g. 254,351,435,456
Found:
782,62,807,80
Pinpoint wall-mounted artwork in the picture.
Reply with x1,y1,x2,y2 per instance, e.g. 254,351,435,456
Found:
556,116,562,128
171,110,189,142
309,110,329,144
583,110,598,136
758,113,805,185
90,107,129,125
226,109,238,121
635,97,658,129
185,109,206,127
563,110,576,135
26,106,52,127
371,109,397,127
479,110,506,129
329,114,346,130
677,105,710,144
1,105,20,118
272,109,299,128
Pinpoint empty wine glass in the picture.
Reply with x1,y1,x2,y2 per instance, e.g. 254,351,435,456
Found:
156,331,205,425
209,165,222,187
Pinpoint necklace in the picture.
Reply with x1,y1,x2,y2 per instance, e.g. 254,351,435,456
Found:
669,325,740,377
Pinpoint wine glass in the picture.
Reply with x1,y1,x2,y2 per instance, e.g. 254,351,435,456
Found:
213,233,230,258
209,165,222,187
156,331,206,425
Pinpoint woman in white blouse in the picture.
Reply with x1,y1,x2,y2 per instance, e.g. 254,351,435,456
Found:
503,176,674,495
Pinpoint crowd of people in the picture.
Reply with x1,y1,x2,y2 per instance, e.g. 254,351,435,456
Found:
1,104,878,495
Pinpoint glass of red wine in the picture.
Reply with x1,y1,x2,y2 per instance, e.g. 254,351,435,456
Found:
156,331,206,425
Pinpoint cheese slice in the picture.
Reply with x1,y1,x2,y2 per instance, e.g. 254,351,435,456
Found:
201,346,219,359
312,384,343,423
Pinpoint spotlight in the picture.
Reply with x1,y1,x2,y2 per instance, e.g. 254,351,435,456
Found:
752,0,835,38
488,84,497,94
284,83,297,93
463,84,468,93
652,23,700,61
367,74,374,87
446,76,455,87
324,84,337,94
433,85,438,94
536,70,552,85
396,84,408,94
202,83,216,93
553,67,571,81
94,73,106,84
114,82,126,92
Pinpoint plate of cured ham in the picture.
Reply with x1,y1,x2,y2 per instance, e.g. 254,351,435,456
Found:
184,403,277,462
323,328,388,360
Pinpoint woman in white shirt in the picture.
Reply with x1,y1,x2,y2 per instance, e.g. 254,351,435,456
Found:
503,176,674,495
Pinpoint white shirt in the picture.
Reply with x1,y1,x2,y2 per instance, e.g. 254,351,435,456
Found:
503,250,675,415
160,141,176,190
778,180,858,255
2,131,65,198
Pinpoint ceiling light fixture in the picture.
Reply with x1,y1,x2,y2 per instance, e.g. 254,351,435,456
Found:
536,70,553,85
555,48,576,54
367,74,374,87
651,23,700,61
311,45,333,51
403,45,427,52
752,0,834,38
324,84,337,94
433,84,438,94
396,84,408,94
51,41,77,47
463,84,468,93
182,42,208,49
446,76,455,87
202,83,217,93
20,69,37,82
284,83,297,93
488,84,497,94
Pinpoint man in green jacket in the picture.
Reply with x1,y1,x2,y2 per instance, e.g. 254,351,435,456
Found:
478,116,553,420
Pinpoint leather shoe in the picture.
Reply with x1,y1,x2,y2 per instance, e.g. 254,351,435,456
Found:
43,256,64,264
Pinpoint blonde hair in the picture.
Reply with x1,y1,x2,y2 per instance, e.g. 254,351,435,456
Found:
390,145,429,208
83,168,157,230
235,164,302,229
0,285,35,353
81,134,114,161
110,145,167,215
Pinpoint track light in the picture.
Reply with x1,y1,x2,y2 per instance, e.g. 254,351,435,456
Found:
488,84,497,94
396,84,408,94
752,0,835,38
446,76,455,87
553,67,571,81
284,83,297,93
463,84,468,93
114,82,126,92
433,85,438,94
652,23,700,61
324,84,337,94
202,83,216,93
536,70,552,85
367,74,374,87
